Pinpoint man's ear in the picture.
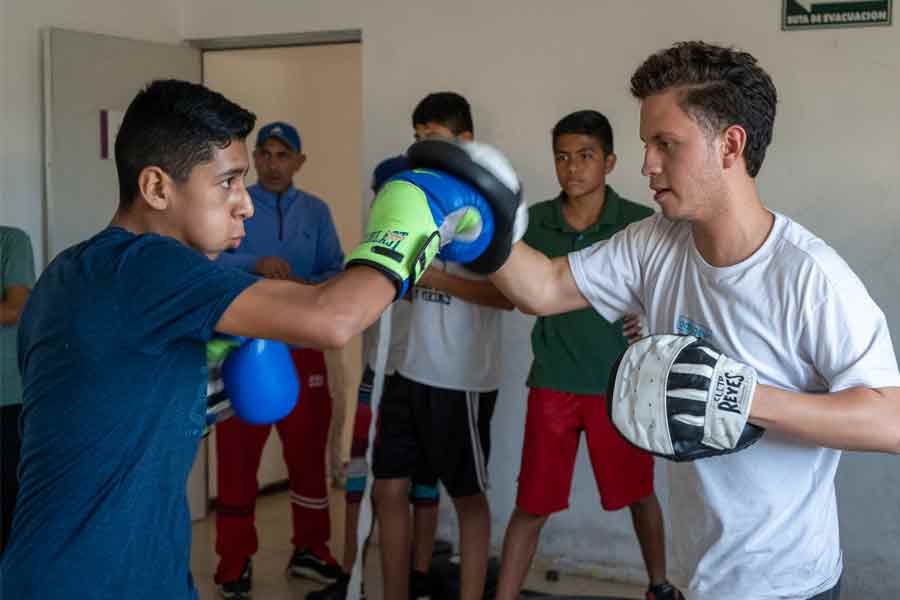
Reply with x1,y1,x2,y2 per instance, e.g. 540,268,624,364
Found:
294,153,307,173
721,124,747,171
457,131,474,142
137,166,173,211
605,152,617,175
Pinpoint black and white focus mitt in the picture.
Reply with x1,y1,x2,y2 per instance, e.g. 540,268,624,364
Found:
607,334,765,461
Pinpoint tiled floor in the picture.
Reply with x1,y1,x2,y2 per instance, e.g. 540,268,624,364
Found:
191,490,645,600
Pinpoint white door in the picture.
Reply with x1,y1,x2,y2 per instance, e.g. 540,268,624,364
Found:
203,44,362,496
42,28,208,520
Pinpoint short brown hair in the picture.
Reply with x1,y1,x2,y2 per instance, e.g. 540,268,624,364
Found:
630,41,777,177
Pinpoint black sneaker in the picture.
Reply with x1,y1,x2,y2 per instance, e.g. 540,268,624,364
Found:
410,570,432,600
307,572,368,600
218,560,252,599
646,581,684,600
289,547,343,583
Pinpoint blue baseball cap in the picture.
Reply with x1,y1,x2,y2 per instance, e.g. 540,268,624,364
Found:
256,121,301,152
371,155,410,191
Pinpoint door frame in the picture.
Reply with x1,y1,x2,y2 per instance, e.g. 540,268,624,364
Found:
187,29,361,52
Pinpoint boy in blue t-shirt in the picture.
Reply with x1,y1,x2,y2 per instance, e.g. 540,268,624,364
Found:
0,80,437,600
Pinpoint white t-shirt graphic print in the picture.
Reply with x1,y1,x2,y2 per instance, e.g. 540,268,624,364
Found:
569,212,900,600
400,259,503,392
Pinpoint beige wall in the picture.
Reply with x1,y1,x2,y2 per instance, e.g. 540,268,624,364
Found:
1,0,184,266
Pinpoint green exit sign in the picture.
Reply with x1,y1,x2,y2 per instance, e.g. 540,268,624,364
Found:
783,0,892,29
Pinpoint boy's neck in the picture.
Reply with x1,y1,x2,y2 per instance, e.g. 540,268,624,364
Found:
110,208,177,241
561,185,607,232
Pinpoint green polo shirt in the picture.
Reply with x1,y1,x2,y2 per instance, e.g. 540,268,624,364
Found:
1,226,36,407
523,186,653,395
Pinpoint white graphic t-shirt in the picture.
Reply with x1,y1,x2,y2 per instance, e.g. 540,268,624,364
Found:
400,260,503,392
569,212,900,600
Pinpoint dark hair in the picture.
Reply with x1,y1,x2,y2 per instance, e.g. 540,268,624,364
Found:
552,110,614,156
115,79,256,207
630,41,777,177
411,92,473,136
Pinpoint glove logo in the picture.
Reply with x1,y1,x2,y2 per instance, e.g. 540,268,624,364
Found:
714,371,747,414
364,229,409,250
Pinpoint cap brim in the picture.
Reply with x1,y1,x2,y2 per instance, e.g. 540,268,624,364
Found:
259,134,300,152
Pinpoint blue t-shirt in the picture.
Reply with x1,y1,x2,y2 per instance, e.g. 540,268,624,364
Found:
1,227,256,599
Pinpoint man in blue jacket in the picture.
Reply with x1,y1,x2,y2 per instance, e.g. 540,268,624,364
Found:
214,121,344,599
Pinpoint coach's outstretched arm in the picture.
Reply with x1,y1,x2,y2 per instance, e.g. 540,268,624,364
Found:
751,385,900,454
490,242,589,317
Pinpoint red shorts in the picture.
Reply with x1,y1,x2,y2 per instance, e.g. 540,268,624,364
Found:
516,387,654,515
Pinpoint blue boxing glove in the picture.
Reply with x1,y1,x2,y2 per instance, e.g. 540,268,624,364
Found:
407,139,526,274
390,169,495,264
370,154,494,263
346,168,494,299
221,338,300,425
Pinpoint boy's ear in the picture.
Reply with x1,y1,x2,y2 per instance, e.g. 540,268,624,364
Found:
457,131,474,142
605,152,617,174
137,166,173,211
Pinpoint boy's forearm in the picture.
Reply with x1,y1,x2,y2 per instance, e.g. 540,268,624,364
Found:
751,384,900,453
217,267,395,349
419,269,513,310
315,267,396,345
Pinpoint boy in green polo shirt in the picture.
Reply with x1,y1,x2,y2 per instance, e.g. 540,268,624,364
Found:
494,111,682,600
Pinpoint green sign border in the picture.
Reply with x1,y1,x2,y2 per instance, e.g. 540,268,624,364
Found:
782,0,893,30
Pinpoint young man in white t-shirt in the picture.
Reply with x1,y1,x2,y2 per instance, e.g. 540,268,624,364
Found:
372,92,514,600
307,156,448,600
486,41,900,600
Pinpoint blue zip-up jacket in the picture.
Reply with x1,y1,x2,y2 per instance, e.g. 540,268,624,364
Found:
218,183,344,283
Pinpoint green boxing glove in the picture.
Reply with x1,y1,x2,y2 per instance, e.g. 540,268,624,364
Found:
207,336,243,364
204,335,244,436
346,178,443,299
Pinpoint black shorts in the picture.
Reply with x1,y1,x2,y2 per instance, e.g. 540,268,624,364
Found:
372,373,497,498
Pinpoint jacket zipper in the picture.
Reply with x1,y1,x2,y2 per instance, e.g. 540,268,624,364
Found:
277,192,284,241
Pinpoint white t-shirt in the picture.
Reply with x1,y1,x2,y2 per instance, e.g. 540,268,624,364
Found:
362,299,411,375
399,259,503,392
570,211,900,600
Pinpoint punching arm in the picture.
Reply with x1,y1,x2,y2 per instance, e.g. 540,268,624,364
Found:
216,268,395,349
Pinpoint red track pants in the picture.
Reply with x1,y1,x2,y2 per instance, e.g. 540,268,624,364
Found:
214,348,333,583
